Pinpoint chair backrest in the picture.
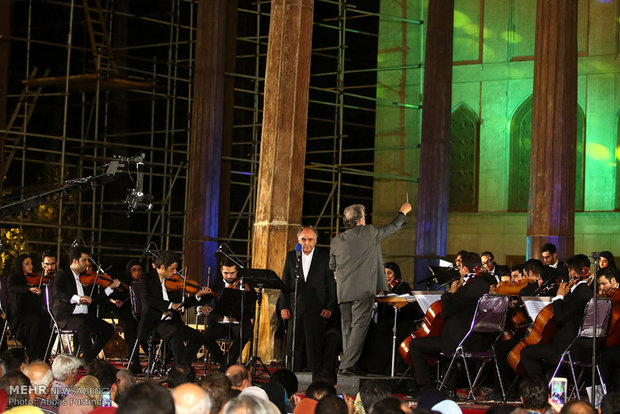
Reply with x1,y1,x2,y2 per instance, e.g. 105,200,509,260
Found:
471,294,510,334
130,281,144,318
579,298,612,339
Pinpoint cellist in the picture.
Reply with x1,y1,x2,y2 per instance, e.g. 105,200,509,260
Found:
519,254,593,378
408,252,490,396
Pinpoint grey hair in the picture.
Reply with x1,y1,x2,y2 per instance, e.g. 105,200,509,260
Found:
343,204,365,229
173,386,211,414
51,354,82,381
223,395,274,414
297,226,318,241
24,361,53,388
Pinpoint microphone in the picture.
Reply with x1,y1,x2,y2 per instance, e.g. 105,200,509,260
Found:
295,243,302,260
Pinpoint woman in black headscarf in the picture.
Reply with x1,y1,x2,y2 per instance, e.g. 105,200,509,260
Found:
599,251,619,279
8,252,51,360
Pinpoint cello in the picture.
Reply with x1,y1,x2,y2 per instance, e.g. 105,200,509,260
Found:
398,300,444,366
602,287,620,346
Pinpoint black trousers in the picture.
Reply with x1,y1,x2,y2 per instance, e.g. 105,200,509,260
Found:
285,312,326,372
156,320,203,365
410,336,443,388
115,307,142,366
58,314,114,363
601,344,620,391
16,312,52,360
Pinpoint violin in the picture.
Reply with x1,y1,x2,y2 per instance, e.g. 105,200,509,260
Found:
495,277,538,296
25,272,55,288
80,270,128,292
388,279,400,293
164,274,207,295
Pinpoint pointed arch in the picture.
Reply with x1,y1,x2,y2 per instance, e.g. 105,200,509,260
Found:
508,95,585,211
449,103,479,211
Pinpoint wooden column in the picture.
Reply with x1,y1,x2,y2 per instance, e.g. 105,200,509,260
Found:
0,0,10,198
527,0,577,259
413,0,454,288
251,0,314,360
185,0,233,283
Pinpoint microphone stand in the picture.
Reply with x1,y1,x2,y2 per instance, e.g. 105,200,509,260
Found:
591,252,600,405
217,244,246,364
290,246,302,371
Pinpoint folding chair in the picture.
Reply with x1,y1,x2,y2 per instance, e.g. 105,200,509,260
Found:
44,283,81,361
547,298,612,401
439,294,510,401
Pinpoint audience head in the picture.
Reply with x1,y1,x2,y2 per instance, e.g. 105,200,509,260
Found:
261,381,287,414
200,373,232,414
114,369,136,403
86,359,118,389
172,382,211,414
226,365,251,391
269,368,298,399
0,369,33,408
305,381,336,401
360,380,392,413
167,363,196,388
24,360,53,396
518,377,548,412
315,394,348,414
51,354,82,385
1,348,28,372
116,381,175,414
432,399,463,414
561,401,596,414
369,396,406,414
223,395,275,414
599,391,620,414
311,368,337,389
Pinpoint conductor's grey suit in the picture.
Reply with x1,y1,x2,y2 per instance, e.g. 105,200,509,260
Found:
329,212,407,371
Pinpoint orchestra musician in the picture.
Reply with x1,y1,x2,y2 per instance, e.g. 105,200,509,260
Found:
599,251,620,280
106,259,144,373
598,267,618,297
278,226,336,373
202,258,256,365
363,262,417,375
409,252,490,394
137,250,211,365
8,252,52,360
53,246,122,364
519,254,593,378
540,243,569,281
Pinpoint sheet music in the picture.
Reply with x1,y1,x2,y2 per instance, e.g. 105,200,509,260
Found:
412,291,443,313
522,296,552,320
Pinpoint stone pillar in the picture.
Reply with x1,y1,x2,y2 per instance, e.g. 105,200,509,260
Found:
526,0,577,260
185,0,233,283
413,0,454,288
251,0,314,361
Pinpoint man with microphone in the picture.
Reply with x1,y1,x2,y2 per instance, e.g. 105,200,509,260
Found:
278,226,337,373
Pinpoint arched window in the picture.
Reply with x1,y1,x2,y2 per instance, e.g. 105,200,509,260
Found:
508,95,585,211
449,104,479,211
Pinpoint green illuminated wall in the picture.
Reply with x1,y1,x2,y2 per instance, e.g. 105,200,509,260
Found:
375,0,620,279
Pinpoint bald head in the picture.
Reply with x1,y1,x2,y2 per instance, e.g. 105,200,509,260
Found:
24,361,53,396
562,401,595,414
225,365,251,391
172,383,211,414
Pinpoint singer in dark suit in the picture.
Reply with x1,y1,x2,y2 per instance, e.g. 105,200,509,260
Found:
278,226,337,372
137,250,210,364
53,246,122,364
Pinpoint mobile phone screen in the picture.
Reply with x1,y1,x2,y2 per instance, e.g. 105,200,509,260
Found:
550,378,567,406
102,390,112,407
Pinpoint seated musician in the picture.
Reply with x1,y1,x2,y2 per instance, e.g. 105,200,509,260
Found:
599,251,620,280
8,252,52,360
598,267,618,296
106,259,144,373
53,246,122,364
519,254,593,379
137,250,211,365
600,265,620,392
202,258,256,365
409,251,490,393
363,262,417,375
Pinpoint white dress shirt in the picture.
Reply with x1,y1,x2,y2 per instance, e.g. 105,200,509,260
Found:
302,248,314,281
69,269,114,314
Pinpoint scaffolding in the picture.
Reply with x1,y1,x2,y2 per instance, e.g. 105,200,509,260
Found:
1,0,423,272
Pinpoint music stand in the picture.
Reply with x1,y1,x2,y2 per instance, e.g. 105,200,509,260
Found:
238,268,287,381
211,288,257,365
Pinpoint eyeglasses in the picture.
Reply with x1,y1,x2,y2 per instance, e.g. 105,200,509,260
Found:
482,260,493,266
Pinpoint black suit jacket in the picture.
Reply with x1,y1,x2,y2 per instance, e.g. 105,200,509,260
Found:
52,267,111,323
551,280,592,347
440,276,491,353
137,270,200,339
278,248,336,316
206,276,256,326
8,273,46,322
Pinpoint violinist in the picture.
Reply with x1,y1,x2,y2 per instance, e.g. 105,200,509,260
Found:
363,262,417,375
137,250,211,365
52,246,121,364
409,252,490,395
598,267,618,297
202,258,256,365
540,243,569,281
519,254,593,378
8,253,52,360
599,251,620,280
